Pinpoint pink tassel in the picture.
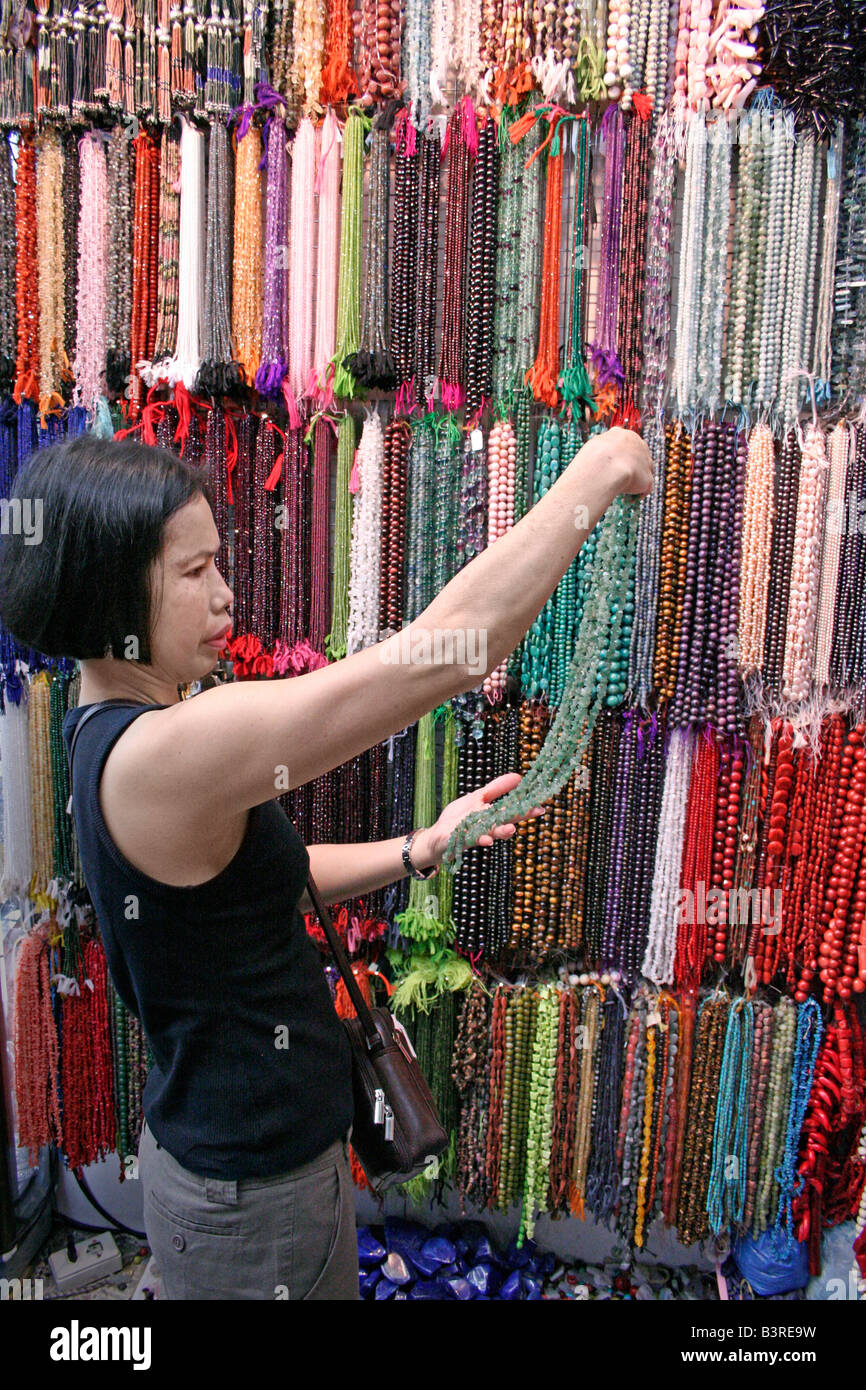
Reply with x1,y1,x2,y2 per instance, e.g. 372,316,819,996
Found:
282,379,302,429
349,447,361,494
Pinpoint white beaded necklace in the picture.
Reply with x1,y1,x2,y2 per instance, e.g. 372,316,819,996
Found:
0,693,34,899
813,422,850,688
642,724,695,985
346,407,385,655
812,126,845,397
694,112,731,412
673,110,707,415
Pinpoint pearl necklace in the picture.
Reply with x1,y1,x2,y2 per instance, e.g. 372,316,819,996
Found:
782,421,829,704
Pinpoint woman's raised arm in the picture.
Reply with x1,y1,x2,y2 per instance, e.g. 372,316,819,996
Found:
118,426,652,816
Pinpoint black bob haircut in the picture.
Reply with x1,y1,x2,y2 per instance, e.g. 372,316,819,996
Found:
0,434,214,665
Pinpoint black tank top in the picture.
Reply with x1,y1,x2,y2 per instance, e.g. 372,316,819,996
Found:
62,700,353,1179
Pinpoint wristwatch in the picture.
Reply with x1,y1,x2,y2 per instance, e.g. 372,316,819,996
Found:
401,828,438,880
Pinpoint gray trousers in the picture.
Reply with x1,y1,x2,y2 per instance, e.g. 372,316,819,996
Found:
138,1120,360,1300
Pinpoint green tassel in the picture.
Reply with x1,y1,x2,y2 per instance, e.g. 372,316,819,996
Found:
397,1129,457,1207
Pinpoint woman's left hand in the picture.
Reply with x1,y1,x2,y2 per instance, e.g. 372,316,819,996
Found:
421,773,547,864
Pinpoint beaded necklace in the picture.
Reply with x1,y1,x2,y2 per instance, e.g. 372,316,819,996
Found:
464,112,498,423
693,114,730,415
0,132,17,397
512,115,545,390
519,981,559,1243
356,0,403,104
585,986,625,1224
779,131,821,424
321,408,349,660
104,125,133,400
128,128,159,420
437,98,475,411
614,107,652,424
13,924,64,1163
346,104,396,391
782,421,829,704
830,423,865,690
559,114,593,417
231,119,263,390
707,997,753,1234
145,122,180,381
379,417,410,638
830,121,866,406
13,130,39,406
627,416,664,707
346,407,384,654
737,423,776,677
402,0,432,129
196,116,239,396
441,488,639,879
525,112,569,411
761,429,799,695
412,126,441,410
35,126,67,414
331,107,368,401
672,110,706,414
589,103,625,405
308,109,342,406
284,116,315,408
676,992,728,1246
490,111,525,408
774,997,823,1247
453,982,492,1208
256,110,289,398
391,110,419,411
813,422,849,688
72,131,109,415
570,981,603,1221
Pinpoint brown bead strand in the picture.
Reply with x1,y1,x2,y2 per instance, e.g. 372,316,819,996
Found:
653,423,692,705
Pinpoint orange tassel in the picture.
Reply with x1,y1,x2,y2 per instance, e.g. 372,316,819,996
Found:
525,125,565,409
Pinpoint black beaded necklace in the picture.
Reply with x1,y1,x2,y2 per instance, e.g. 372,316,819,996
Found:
391,110,419,408
411,126,441,409
763,429,801,695
463,113,498,424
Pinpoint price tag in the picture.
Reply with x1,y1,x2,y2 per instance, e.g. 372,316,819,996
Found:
470,428,483,452
646,1010,662,1029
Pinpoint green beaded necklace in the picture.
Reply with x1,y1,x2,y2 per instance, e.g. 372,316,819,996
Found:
324,411,355,661
442,492,642,874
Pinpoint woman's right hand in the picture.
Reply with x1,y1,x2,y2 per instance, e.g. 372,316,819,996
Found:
573,426,655,499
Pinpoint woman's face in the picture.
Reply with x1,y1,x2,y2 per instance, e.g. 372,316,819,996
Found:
147,492,234,685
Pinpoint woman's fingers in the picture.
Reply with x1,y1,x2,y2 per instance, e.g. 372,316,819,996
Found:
479,772,522,803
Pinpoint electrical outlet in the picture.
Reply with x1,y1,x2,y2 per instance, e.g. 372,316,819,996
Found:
49,1233,122,1293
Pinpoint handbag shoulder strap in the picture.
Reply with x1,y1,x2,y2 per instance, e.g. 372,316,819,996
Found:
67,699,149,804
305,873,383,1054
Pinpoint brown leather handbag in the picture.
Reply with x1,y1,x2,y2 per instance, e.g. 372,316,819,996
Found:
306,873,449,1193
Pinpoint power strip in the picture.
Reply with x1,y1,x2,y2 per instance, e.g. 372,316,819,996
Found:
48,1233,123,1293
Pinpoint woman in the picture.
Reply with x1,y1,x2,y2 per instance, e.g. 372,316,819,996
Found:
0,426,652,1299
